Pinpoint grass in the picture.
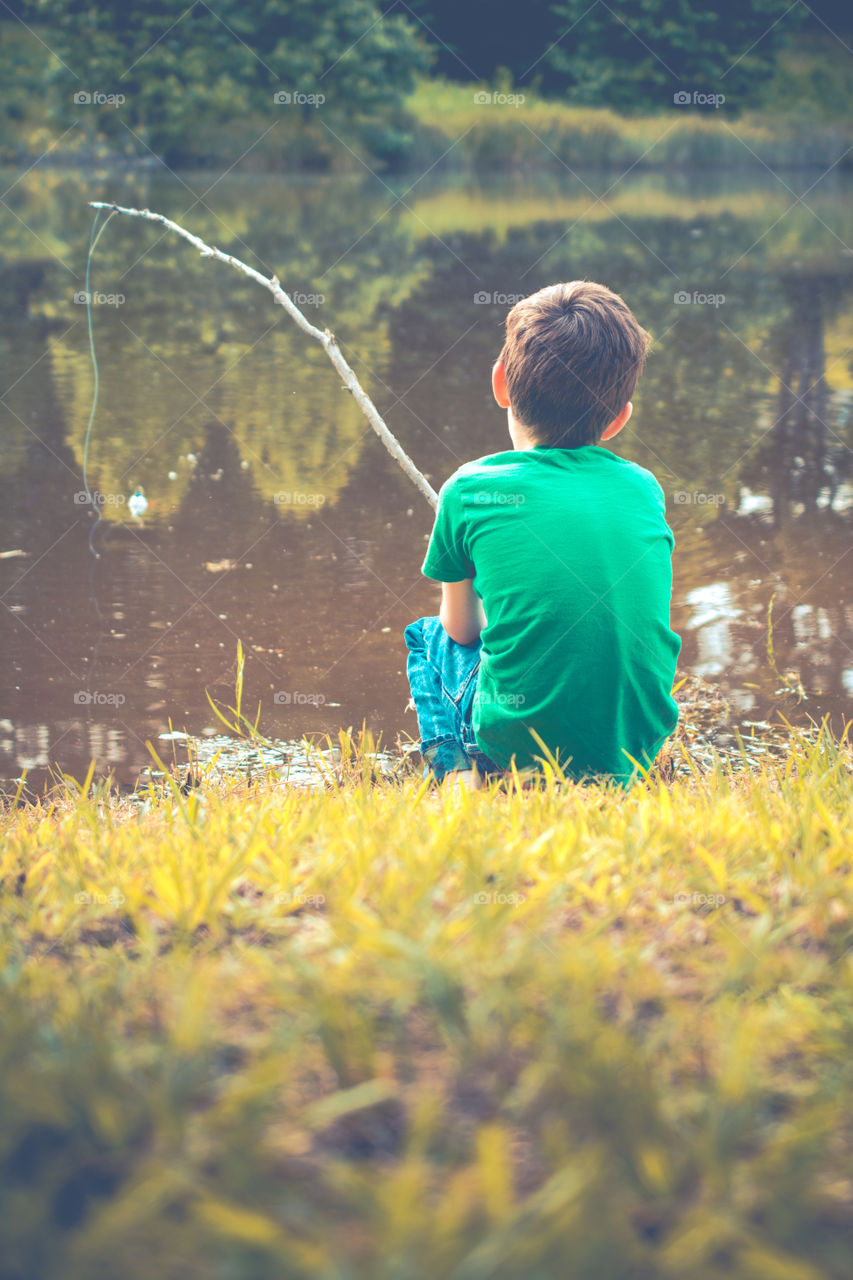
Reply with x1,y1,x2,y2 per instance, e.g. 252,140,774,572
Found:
402,78,853,174
1,721,853,1278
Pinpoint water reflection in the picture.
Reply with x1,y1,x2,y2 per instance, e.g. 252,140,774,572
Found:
741,269,853,524
1,167,851,787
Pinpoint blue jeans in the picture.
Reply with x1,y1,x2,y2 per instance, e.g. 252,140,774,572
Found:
403,615,501,782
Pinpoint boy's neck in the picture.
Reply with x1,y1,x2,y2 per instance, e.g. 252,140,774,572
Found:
508,413,538,450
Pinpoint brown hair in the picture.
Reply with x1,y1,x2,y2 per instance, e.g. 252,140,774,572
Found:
499,281,651,447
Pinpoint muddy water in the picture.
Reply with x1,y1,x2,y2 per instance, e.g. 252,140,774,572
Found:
1,167,851,787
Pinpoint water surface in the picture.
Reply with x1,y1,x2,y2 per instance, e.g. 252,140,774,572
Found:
1,166,851,786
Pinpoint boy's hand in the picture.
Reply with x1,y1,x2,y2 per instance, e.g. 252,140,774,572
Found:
439,579,485,646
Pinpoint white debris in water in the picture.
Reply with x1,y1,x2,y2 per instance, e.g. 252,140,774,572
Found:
830,482,853,513
683,582,744,680
737,486,774,517
128,489,148,519
684,581,743,630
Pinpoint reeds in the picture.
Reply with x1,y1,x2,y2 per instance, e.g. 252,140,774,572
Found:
404,79,853,174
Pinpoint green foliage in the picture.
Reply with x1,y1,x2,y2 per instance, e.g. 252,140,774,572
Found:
1,725,853,1276
387,0,837,112
756,32,853,122
546,0,802,111
21,0,429,164
393,0,830,111
395,0,560,91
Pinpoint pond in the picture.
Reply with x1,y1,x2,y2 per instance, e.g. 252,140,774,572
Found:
1,165,851,788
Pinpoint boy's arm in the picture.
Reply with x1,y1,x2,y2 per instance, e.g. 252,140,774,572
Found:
440,579,485,646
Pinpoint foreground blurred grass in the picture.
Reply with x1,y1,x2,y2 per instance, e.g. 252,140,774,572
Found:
2,726,852,1279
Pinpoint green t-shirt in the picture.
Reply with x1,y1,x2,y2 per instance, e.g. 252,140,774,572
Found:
422,445,681,783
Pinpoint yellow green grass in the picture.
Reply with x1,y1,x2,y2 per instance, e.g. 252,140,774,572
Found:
2,726,853,1279
404,79,853,173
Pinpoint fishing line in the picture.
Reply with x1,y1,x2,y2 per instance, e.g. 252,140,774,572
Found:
80,207,120,709
82,206,118,558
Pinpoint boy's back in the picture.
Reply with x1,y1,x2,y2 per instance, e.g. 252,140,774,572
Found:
423,443,681,781
405,279,682,787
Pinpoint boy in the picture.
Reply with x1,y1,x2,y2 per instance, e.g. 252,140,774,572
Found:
404,280,681,789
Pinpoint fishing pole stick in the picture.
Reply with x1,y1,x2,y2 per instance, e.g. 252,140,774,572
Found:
89,201,439,509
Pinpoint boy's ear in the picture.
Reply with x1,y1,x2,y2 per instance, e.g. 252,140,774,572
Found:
599,401,633,441
492,358,511,409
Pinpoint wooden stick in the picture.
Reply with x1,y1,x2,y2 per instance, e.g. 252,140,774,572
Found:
89,201,439,509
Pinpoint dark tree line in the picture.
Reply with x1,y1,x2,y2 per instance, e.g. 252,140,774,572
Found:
390,0,853,107
3,0,851,165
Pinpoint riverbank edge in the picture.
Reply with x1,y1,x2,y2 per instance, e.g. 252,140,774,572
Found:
6,83,853,176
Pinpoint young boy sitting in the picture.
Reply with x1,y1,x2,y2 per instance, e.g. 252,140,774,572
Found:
404,280,682,789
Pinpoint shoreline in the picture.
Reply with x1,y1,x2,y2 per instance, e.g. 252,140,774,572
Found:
2,673,841,809
5,86,852,176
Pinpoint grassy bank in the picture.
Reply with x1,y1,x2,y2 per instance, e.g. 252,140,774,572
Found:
2,725,852,1278
402,79,853,174
9,83,853,173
